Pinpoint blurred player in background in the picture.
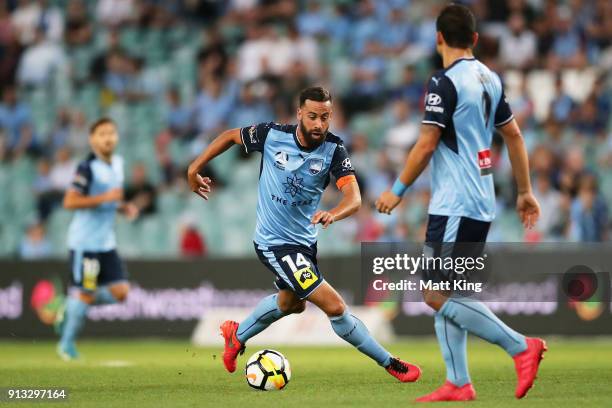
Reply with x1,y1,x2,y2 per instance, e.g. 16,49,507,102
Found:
188,86,421,382
55,118,139,360
376,4,547,402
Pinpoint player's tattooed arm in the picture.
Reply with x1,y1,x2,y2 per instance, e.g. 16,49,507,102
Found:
187,128,242,200
63,188,123,210
497,119,540,229
312,177,361,228
376,124,441,214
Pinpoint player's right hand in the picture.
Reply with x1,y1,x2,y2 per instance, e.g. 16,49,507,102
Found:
189,173,212,200
311,210,335,228
375,191,402,214
516,191,540,229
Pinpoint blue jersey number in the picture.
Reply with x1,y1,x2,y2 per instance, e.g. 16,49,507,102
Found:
481,91,492,127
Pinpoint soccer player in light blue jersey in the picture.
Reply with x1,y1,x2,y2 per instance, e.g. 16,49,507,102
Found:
188,87,420,383
56,118,139,360
376,4,546,402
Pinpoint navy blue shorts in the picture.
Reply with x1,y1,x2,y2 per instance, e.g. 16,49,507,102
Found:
422,214,490,283
254,242,324,299
69,249,127,292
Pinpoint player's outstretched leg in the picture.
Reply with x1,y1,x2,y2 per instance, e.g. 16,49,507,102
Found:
220,290,303,373
56,283,129,361
308,281,421,383
416,314,476,402
56,293,91,361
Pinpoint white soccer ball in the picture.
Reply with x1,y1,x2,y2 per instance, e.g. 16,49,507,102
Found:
245,349,291,391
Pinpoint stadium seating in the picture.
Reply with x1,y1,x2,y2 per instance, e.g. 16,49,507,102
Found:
1,1,609,258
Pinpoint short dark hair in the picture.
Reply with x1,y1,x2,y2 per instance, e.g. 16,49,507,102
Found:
436,4,476,49
89,117,115,135
299,86,332,107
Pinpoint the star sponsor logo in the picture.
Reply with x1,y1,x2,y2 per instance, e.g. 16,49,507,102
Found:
282,174,304,197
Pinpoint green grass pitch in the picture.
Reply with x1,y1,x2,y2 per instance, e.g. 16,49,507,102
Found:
1,338,611,407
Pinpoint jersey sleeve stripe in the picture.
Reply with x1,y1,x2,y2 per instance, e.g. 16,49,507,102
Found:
240,128,249,154
494,114,514,127
336,174,356,190
422,120,447,129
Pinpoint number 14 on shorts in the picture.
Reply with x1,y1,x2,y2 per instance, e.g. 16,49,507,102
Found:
281,253,318,290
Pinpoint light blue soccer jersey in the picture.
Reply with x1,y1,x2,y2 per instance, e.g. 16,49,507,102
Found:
67,153,124,251
240,123,355,247
422,57,514,222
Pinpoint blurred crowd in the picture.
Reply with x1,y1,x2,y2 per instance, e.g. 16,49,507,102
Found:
0,0,610,259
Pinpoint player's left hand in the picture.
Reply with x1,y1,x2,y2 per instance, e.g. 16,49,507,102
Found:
516,191,540,229
375,191,402,214
311,210,335,228
122,202,140,221
190,174,212,200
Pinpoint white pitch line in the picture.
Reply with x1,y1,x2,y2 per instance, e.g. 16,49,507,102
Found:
99,360,134,367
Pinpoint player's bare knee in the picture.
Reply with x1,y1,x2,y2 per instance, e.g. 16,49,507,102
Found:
78,291,95,304
114,291,128,302
422,290,445,311
277,290,301,314
325,300,346,317
279,299,305,314
277,298,296,314
292,301,306,314
426,298,444,311
277,302,292,314
110,283,129,302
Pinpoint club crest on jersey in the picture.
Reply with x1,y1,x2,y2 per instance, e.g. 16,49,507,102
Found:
274,151,289,170
308,158,324,175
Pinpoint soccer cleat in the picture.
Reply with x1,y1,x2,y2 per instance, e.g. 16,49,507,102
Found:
385,357,421,382
513,337,547,399
219,320,245,373
56,342,80,361
416,381,476,402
